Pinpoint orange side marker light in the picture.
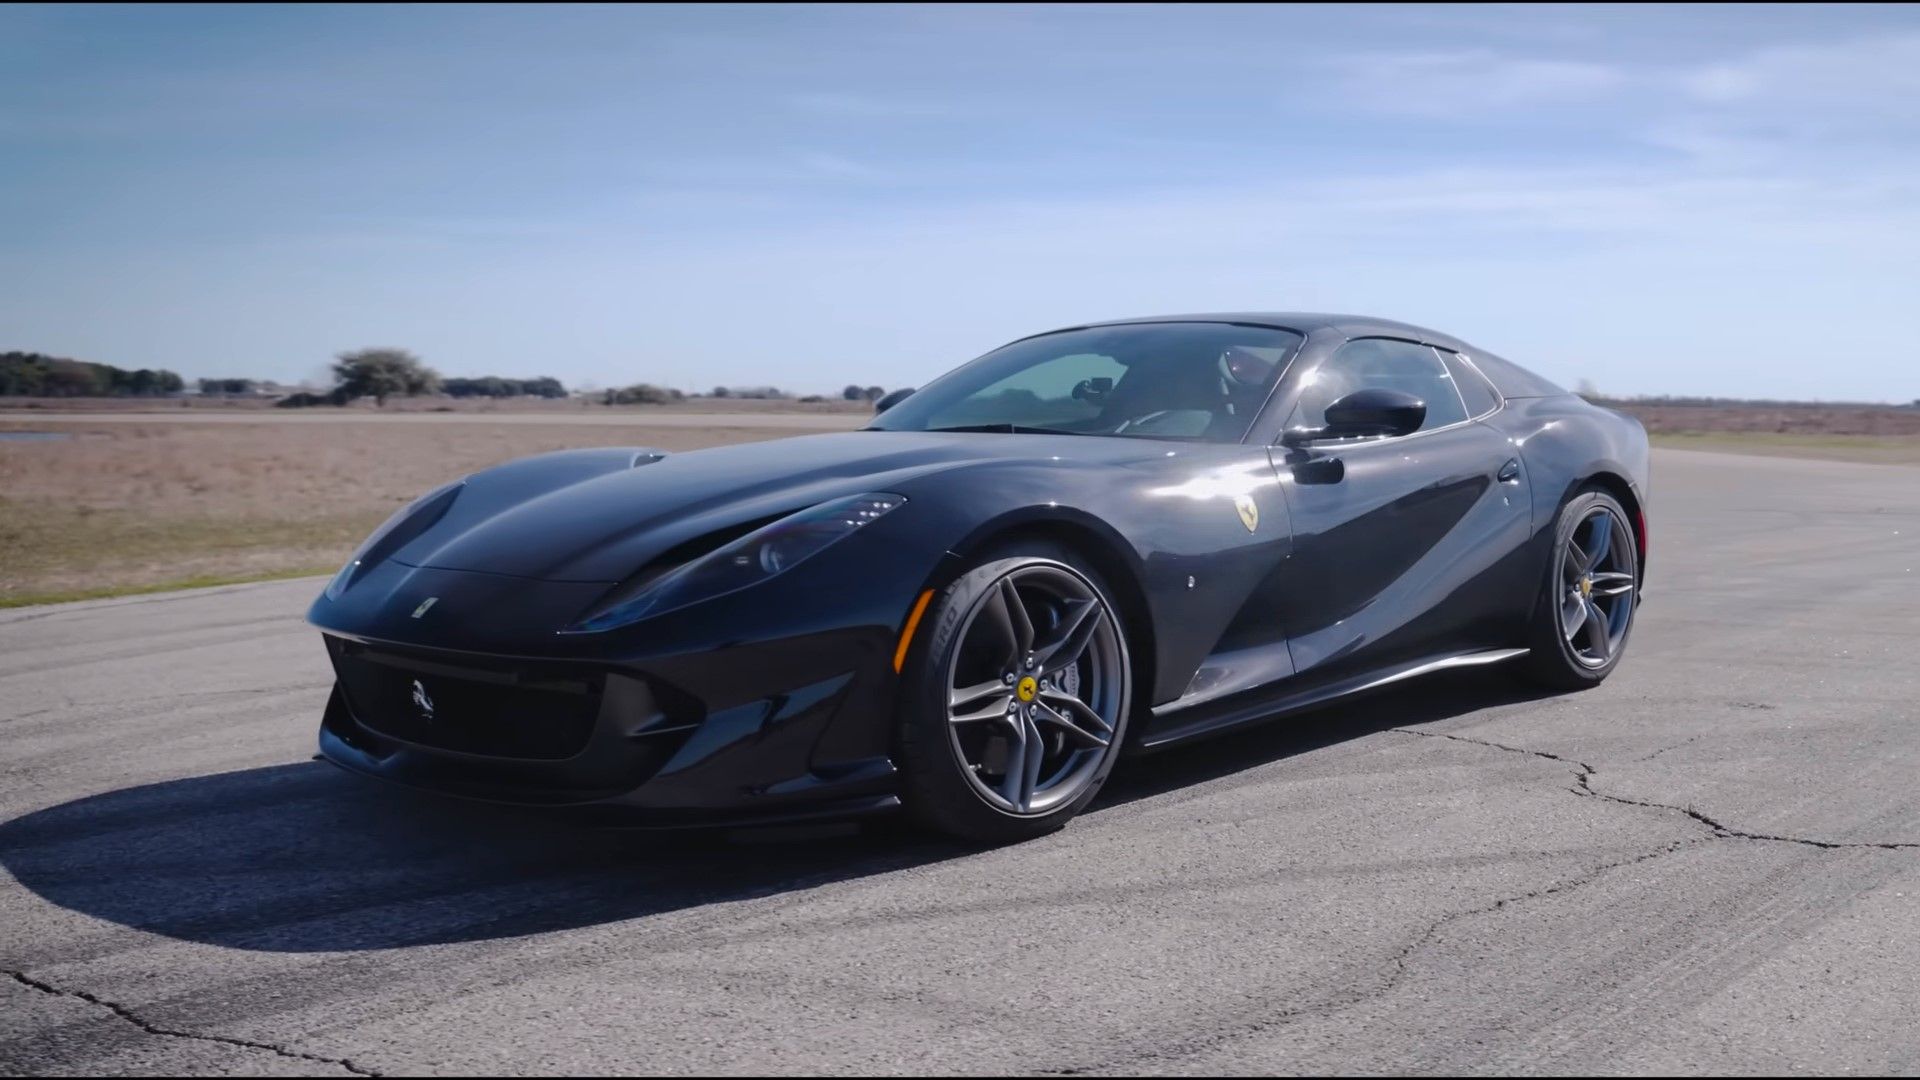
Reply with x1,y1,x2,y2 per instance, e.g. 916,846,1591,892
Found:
893,589,935,674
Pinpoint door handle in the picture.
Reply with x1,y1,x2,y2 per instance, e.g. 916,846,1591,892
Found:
1497,458,1522,483
1294,456,1345,486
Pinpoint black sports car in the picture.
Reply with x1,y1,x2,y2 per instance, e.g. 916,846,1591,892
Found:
310,314,1648,842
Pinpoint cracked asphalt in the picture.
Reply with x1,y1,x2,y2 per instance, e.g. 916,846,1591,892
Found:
2,446,1918,1075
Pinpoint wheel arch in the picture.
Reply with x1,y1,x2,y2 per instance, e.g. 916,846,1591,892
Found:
1571,470,1648,583
946,512,1160,711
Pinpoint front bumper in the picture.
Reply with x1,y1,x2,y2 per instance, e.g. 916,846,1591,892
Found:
314,603,910,827
306,510,958,825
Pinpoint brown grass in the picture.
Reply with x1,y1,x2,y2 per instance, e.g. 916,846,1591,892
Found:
1616,402,1920,438
3,404,1917,607
0,418,825,605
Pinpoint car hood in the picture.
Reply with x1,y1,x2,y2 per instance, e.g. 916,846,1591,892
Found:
389,429,1171,583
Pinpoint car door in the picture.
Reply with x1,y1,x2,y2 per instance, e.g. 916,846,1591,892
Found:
1263,336,1535,681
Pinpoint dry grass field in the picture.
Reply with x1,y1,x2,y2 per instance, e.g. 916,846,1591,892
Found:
0,415,850,606
2,398,1917,607
1617,401,1920,466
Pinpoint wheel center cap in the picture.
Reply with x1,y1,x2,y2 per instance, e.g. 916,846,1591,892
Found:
1579,576,1593,599
1016,675,1038,703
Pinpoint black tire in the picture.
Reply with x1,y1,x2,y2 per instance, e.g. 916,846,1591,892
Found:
896,541,1134,844
1520,488,1640,691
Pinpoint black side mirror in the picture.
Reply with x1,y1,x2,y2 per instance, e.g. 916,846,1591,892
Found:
1282,387,1426,446
873,387,914,414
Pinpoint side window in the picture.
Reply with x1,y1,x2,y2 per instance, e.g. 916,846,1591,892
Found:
1287,338,1470,433
1439,350,1500,417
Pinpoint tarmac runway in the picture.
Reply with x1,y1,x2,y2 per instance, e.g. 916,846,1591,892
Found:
2,447,1917,1075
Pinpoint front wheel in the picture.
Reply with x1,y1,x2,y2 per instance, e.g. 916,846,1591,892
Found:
896,545,1133,844
1521,489,1640,690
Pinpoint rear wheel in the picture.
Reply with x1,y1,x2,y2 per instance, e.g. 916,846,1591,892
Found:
897,544,1132,843
1521,489,1639,690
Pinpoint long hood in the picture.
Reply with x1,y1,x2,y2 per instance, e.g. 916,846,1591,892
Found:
388,430,1168,583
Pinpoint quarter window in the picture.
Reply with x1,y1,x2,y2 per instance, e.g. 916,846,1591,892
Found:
1286,338,1470,434
1439,350,1501,418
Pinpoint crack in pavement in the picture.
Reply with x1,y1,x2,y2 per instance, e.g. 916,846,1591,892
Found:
1051,725,1919,1072
1039,834,1702,1075
1389,727,1920,852
8,970,380,1077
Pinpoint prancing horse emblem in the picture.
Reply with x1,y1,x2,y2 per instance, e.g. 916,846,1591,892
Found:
1234,494,1259,533
411,679,435,721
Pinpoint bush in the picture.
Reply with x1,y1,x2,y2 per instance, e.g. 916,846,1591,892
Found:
274,390,344,408
604,383,681,405
443,375,568,399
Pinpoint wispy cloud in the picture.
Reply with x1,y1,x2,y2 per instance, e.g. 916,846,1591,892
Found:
1317,48,1626,116
5,5,1920,399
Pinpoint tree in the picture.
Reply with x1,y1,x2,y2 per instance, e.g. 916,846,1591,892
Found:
605,383,677,405
331,348,440,407
864,385,885,402
842,384,865,401
199,377,257,396
44,359,106,396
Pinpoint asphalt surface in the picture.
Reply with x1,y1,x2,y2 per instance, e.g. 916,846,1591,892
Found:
2,447,1917,1076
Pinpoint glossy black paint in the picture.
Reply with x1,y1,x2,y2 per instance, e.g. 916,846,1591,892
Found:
309,312,1649,824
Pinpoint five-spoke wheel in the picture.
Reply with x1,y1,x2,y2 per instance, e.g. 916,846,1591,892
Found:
1524,488,1640,689
1560,505,1636,667
898,546,1132,842
945,565,1125,816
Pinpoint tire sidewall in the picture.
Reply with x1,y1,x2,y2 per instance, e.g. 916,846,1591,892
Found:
896,542,1133,842
1534,489,1638,685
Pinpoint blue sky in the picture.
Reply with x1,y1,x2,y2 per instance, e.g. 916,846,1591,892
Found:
4,3,1918,400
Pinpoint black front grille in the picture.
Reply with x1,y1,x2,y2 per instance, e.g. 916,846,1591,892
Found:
329,640,602,761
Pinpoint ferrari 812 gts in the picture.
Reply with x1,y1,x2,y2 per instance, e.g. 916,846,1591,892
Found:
310,314,1648,841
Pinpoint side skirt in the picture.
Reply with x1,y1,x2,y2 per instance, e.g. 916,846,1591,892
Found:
1135,647,1529,752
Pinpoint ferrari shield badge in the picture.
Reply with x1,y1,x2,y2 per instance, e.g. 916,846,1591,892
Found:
1234,494,1259,533
411,597,438,619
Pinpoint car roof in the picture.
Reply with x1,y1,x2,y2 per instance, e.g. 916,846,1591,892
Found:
1038,312,1566,398
1059,312,1466,349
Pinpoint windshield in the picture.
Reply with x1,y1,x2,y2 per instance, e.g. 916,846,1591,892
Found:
869,322,1304,443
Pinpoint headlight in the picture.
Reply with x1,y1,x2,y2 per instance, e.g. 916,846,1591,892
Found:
563,492,905,633
324,480,464,600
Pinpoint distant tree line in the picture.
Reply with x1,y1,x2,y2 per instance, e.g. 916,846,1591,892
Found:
708,385,794,400
9,343,889,408
443,375,567,399
1592,391,1919,410
0,351,184,397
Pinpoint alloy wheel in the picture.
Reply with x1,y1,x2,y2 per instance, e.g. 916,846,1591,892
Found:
943,564,1126,816
1560,506,1636,668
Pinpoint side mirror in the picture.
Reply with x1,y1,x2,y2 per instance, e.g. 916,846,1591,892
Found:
1282,387,1426,446
873,387,914,414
